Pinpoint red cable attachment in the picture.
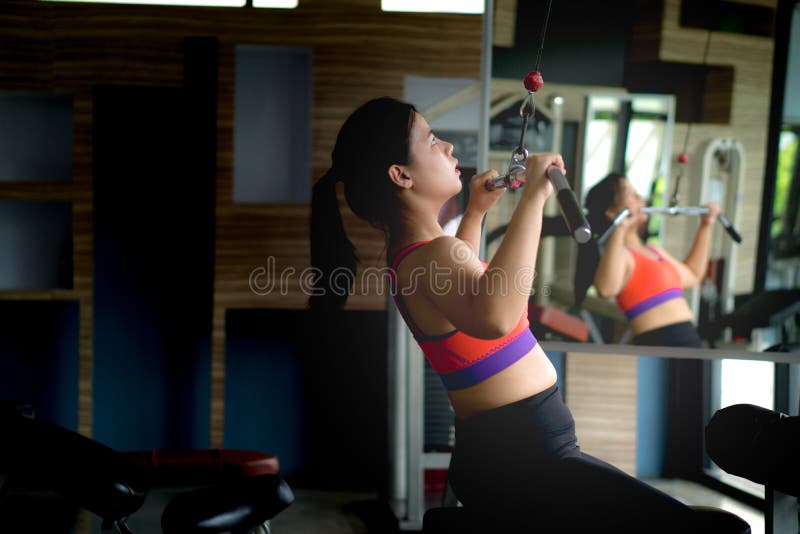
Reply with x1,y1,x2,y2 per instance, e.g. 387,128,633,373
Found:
523,71,544,92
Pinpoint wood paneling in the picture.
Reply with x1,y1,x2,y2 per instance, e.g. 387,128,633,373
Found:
658,0,776,296
566,352,638,476
493,0,517,47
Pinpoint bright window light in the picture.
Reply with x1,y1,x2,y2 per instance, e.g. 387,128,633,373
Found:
382,0,483,14
253,0,296,6
41,0,299,7
41,0,246,5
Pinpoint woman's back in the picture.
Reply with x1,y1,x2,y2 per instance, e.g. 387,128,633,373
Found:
390,237,556,418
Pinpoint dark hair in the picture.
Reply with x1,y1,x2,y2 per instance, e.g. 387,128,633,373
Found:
309,97,418,310
584,172,626,239
573,172,627,307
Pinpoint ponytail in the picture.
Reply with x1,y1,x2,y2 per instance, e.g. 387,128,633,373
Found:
309,168,356,310
308,97,417,310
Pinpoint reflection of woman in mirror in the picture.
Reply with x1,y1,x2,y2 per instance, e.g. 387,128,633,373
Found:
579,173,723,484
580,172,719,347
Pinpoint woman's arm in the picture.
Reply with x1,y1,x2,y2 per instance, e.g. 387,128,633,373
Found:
418,153,563,339
593,225,633,298
455,170,504,253
664,203,719,288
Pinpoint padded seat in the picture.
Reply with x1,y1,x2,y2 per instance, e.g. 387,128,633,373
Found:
160,473,293,534
529,304,589,342
123,449,279,486
1,412,149,522
690,506,751,533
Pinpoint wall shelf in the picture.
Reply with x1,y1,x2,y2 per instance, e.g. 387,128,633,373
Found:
0,289,81,301
0,182,77,200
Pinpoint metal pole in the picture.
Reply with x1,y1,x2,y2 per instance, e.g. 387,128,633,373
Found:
478,0,493,260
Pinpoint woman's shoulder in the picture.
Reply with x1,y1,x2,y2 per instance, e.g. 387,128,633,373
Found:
394,236,479,270
423,236,480,265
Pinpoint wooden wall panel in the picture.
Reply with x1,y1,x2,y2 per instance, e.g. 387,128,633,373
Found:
493,0,517,47
0,2,54,90
656,0,776,295
566,352,638,476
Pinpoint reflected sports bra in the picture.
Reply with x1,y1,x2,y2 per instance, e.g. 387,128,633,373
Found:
389,241,537,391
616,246,683,320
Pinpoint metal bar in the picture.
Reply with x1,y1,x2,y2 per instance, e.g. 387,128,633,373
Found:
477,0,493,261
642,206,710,216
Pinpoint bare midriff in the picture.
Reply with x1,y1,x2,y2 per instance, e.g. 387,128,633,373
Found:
628,297,694,337
448,343,557,419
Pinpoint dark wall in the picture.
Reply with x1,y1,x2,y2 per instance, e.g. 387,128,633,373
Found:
0,301,79,431
493,0,636,86
225,308,390,491
92,85,213,450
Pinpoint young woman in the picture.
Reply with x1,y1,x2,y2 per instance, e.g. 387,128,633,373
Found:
581,172,720,347
310,98,745,532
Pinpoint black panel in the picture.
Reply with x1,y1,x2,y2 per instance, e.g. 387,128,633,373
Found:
0,200,72,290
92,41,217,449
681,0,775,37
227,308,390,492
494,0,636,86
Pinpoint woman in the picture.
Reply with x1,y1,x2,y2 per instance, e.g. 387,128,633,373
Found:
582,172,719,347
310,98,744,532
580,172,719,480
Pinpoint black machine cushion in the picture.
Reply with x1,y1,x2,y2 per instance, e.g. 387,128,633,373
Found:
160,473,294,534
0,411,149,521
706,403,800,498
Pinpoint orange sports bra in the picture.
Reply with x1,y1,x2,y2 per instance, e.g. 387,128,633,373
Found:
616,245,683,320
389,241,537,391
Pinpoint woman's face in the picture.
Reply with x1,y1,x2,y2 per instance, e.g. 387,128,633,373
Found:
403,113,462,199
610,177,645,218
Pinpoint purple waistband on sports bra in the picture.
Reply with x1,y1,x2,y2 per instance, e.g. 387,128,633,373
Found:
624,288,683,320
437,328,537,390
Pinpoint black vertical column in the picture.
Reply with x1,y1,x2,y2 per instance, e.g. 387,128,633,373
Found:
163,36,217,447
92,37,217,449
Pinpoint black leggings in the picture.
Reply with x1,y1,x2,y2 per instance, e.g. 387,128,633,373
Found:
632,321,703,348
448,385,742,532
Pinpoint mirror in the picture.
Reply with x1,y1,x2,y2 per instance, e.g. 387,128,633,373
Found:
483,0,799,356
580,93,675,240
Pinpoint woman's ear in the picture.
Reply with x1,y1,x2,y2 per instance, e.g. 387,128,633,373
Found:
388,164,413,189
604,207,618,221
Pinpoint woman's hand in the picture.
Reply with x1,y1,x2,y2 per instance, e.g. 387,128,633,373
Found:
466,169,505,215
521,153,565,203
701,203,720,226
612,210,638,235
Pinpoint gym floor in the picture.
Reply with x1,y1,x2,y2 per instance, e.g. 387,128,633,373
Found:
269,479,765,533
85,486,389,533
0,478,764,533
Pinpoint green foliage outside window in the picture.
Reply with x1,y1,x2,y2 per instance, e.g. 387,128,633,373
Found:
772,128,798,237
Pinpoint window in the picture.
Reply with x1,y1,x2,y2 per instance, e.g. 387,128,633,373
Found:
233,45,312,203
381,0,483,14
41,0,297,7
0,92,73,183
